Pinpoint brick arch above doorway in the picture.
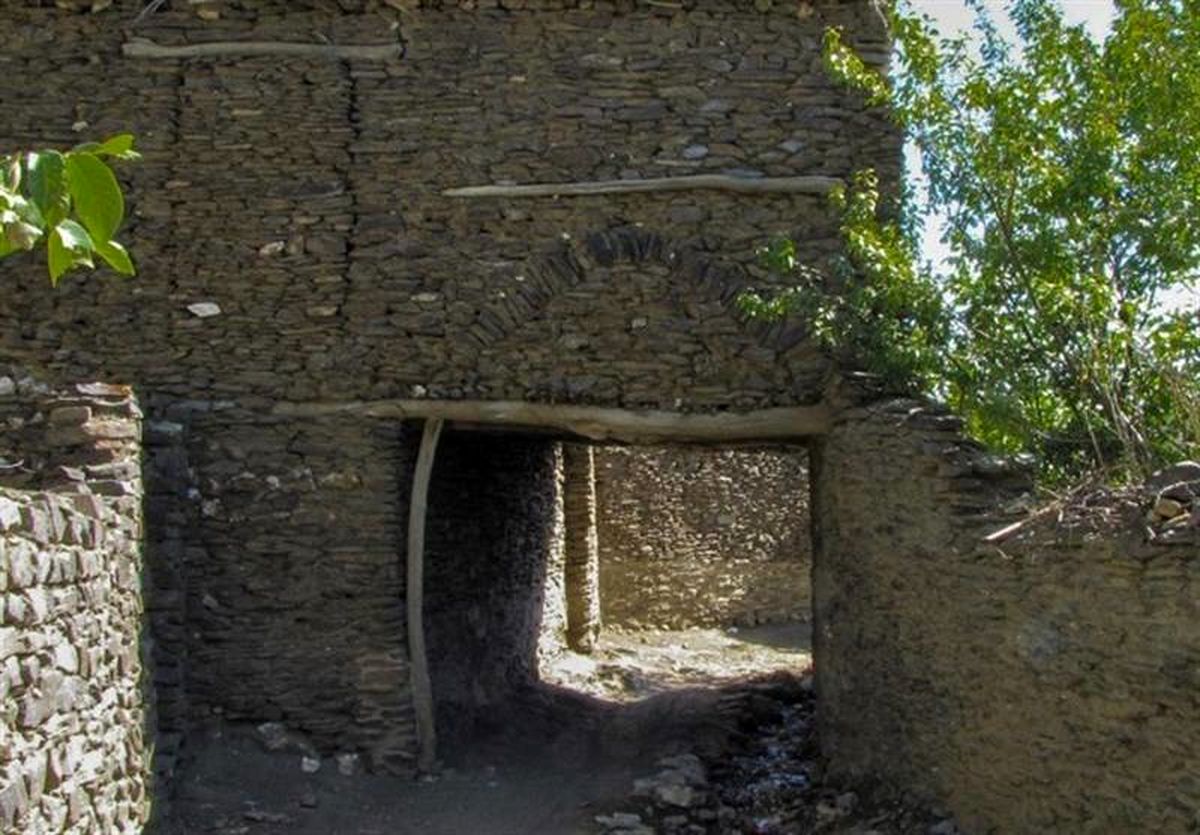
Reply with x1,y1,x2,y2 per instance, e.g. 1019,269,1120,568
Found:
466,225,812,356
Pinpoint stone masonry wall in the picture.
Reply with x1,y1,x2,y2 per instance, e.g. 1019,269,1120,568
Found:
1,0,898,414
811,397,1199,833
0,0,901,793
596,446,810,629
179,412,417,774
0,372,152,833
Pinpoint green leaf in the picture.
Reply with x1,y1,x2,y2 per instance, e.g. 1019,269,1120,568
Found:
5,220,42,252
95,238,135,276
56,218,94,253
9,192,44,229
25,150,67,223
65,152,124,244
47,219,95,285
76,133,141,161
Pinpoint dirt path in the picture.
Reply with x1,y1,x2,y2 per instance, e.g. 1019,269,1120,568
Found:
161,624,819,835
543,623,812,701
164,731,640,835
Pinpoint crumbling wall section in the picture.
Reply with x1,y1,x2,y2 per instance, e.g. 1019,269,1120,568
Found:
0,372,152,833
811,398,1199,833
596,446,810,629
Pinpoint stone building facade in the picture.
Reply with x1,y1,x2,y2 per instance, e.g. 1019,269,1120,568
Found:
1,1,1197,833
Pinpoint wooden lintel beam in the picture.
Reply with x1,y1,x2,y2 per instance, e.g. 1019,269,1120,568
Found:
442,175,842,199
122,38,403,61
272,399,832,441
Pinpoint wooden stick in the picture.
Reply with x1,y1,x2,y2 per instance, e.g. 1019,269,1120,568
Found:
272,399,832,442
442,174,842,199
982,501,1061,544
122,37,403,61
406,418,444,774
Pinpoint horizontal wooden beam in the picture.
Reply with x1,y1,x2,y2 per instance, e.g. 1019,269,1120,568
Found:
271,399,831,442
442,175,842,199
122,38,403,61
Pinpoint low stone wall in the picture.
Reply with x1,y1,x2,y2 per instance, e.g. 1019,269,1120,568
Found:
813,398,1200,833
595,446,810,629
0,372,152,833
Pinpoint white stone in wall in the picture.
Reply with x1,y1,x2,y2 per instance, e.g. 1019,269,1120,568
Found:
186,302,222,318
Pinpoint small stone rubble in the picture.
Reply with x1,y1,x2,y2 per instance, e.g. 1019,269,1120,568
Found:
993,458,1200,548
594,678,959,835
1145,460,1200,545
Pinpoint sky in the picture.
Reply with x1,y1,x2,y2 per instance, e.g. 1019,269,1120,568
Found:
915,0,1114,40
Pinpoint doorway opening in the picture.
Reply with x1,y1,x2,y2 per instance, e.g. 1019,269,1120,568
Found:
545,443,812,703
420,428,814,771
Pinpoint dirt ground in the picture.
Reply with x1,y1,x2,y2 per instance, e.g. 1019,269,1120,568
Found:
542,623,813,701
160,623,951,835
160,625,807,835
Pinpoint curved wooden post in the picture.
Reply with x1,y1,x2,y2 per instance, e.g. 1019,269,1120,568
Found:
406,418,444,773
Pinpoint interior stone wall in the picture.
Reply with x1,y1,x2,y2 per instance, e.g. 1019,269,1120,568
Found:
0,372,152,833
424,432,564,756
811,397,1199,833
596,446,810,629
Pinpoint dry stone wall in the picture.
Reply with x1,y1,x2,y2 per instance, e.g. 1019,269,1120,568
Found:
596,446,810,629
0,0,897,413
173,411,417,774
0,373,152,833
811,397,1200,833
0,0,924,805
0,0,898,777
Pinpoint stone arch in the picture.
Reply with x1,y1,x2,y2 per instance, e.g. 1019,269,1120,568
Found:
464,226,809,355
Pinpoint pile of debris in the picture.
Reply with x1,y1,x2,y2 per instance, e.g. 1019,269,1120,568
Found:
1143,460,1199,545
984,459,1200,548
594,677,959,835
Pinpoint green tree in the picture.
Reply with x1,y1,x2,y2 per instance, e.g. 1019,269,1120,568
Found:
749,0,1200,481
1,133,140,285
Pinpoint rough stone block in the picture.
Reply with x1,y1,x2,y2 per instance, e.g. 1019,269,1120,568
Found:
48,406,92,427
4,541,36,590
0,768,29,831
18,505,52,545
0,497,22,532
70,493,106,521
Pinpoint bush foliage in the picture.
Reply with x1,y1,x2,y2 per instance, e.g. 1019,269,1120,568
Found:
746,0,1200,482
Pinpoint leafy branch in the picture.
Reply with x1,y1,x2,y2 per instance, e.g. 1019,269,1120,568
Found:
1,133,140,285
748,0,1200,483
